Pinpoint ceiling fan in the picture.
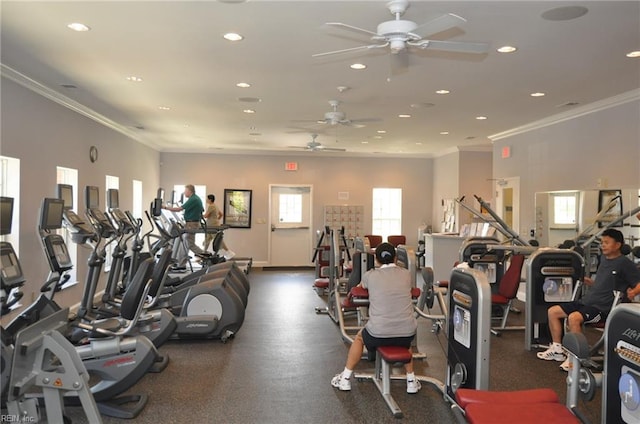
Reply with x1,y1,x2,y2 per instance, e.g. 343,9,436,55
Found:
288,134,346,152
293,100,380,128
313,0,489,71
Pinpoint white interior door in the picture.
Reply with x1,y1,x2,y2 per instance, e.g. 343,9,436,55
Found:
269,185,313,266
494,177,520,237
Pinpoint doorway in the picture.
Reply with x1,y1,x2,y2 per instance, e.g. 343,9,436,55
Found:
494,177,520,236
269,184,313,267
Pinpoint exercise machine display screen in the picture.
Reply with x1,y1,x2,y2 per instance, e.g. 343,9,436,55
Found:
452,291,472,348
57,184,73,210
40,198,64,230
542,276,574,302
85,185,99,209
472,263,497,284
0,197,14,236
107,188,119,209
0,242,24,286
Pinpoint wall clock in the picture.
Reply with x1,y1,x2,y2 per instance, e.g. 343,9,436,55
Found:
89,146,98,163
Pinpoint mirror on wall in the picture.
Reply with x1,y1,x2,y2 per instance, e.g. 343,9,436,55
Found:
534,188,640,248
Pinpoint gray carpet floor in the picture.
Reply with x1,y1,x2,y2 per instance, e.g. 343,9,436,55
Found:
66,268,603,424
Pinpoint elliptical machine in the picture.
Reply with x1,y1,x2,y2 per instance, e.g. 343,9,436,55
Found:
1,196,103,423
6,196,159,419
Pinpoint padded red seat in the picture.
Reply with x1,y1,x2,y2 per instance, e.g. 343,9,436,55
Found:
314,278,329,288
350,286,369,298
376,346,412,364
455,388,559,409
491,293,510,304
411,287,421,299
341,297,358,309
464,402,579,424
437,280,449,288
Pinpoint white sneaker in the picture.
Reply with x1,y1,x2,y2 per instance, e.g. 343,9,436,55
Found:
224,250,236,260
536,347,565,362
331,373,351,391
407,379,421,394
559,358,572,372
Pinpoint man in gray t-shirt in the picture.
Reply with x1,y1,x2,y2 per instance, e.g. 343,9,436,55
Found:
331,243,421,394
537,228,640,371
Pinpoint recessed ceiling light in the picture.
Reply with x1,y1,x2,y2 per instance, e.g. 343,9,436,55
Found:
497,46,517,53
436,89,450,95
476,116,488,120
376,130,386,134
398,114,411,118
223,32,244,41
243,109,255,114
158,106,171,110
627,51,640,58
249,132,261,136
238,97,261,103
236,82,251,88
440,131,449,135
67,22,90,32
530,92,546,97
373,136,383,139
415,142,422,145
126,76,143,82
361,141,369,144
350,63,367,70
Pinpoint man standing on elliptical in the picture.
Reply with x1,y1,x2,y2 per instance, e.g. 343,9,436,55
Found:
537,228,640,371
163,184,210,266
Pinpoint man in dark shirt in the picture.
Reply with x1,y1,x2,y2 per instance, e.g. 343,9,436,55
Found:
163,184,209,266
537,228,640,370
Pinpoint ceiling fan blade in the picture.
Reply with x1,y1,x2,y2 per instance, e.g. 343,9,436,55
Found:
312,43,387,58
411,13,467,38
416,39,490,54
349,117,382,124
325,22,378,38
318,146,346,152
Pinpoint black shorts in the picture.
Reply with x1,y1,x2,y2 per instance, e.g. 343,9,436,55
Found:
361,328,415,351
559,302,606,324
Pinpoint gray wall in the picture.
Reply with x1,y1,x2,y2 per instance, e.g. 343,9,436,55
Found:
431,149,493,231
492,96,640,240
159,153,434,263
1,77,161,318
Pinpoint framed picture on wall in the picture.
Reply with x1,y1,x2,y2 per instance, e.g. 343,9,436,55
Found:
598,189,623,227
223,189,252,228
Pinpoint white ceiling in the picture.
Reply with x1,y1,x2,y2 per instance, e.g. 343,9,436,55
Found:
2,1,639,157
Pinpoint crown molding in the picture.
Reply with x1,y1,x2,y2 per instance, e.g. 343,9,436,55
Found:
1,63,159,150
489,89,640,142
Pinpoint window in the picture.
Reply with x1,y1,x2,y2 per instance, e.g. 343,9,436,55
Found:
132,179,143,220
57,166,78,285
279,194,302,223
104,175,119,271
0,156,20,252
372,188,402,239
551,192,578,228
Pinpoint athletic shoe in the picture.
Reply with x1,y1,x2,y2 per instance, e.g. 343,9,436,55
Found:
331,373,351,391
536,347,565,362
407,379,421,394
559,358,572,372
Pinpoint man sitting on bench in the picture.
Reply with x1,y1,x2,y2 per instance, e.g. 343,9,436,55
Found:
537,228,640,371
331,242,420,394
